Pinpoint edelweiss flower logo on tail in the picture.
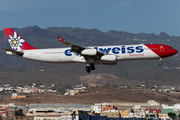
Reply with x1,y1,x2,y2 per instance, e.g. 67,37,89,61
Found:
8,31,25,51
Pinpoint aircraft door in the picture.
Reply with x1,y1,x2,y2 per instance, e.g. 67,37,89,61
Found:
160,46,164,52
35,51,40,57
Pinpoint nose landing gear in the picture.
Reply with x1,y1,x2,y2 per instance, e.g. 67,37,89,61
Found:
85,63,95,73
158,58,162,66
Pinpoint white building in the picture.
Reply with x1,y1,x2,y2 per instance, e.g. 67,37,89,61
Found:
159,113,170,120
61,114,78,120
91,103,112,113
161,104,180,109
22,88,32,93
34,115,79,120
91,105,102,113
34,113,79,120
28,103,90,114
34,117,61,120
147,100,160,106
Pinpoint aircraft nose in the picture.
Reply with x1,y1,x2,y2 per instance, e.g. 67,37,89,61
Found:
161,45,178,58
169,46,178,55
173,48,178,54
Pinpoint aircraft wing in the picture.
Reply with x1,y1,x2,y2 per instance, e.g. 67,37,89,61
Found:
57,36,104,56
57,36,85,53
3,48,24,56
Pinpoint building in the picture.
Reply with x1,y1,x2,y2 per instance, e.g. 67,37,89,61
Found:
27,103,90,117
34,113,74,120
91,105,102,113
6,106,17,117
0,106,6,117
132,109,147,118
147,100,160,106
161,108,179,118
159,113,170,120
11,95,26,98
162,104,180,109
0,103,16,118
64,90,79,96
100,110,120,118
119,110,129,118
149,108,161,114
102,105,117,112
79,116,107,120
22,88,32,93
145,113,157,118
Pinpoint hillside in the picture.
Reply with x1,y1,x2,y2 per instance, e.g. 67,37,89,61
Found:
2,87,180,105
0,26,180,86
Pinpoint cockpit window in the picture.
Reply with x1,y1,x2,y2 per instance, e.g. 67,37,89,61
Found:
169,47,173,49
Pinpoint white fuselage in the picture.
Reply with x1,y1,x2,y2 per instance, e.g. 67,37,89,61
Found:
4,28,178,73
19,44,159,64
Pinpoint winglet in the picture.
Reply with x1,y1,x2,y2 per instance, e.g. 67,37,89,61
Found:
57,36,85,51
57,36,65,42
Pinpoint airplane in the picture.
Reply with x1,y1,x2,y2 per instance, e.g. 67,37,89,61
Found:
3,28,178,73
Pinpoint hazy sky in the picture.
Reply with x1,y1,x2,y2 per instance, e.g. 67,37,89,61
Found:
1,0,180,36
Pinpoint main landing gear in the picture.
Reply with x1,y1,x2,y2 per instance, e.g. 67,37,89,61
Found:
85,63,95,73
158,58,162,66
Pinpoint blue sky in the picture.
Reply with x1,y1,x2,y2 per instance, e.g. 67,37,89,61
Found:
0,0,180,36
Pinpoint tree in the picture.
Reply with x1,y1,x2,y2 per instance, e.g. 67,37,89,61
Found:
95,113,100,116
92,111,95,115
168,112,176,119
178,114,180,120
15,109,24,119
71,111,76,120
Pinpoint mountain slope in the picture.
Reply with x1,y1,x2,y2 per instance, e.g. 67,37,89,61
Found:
0,26,179,86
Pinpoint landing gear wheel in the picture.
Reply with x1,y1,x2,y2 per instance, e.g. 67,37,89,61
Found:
85,64,95,73
90,64,95,70
85,66,91,73
158,62,162,66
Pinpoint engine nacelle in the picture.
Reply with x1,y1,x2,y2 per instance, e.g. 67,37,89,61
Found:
101,55,116,61
81,49,97,56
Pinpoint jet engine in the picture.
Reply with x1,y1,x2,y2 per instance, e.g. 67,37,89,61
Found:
81,49,97,56
101,55,116,61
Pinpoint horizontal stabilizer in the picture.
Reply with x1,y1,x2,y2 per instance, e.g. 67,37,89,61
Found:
3,48,24,56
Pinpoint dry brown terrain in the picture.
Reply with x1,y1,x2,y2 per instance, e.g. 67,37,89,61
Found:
80,73,119,84
1,87,180,105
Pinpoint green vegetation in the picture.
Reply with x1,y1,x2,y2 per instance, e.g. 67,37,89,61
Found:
168,112,176,119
